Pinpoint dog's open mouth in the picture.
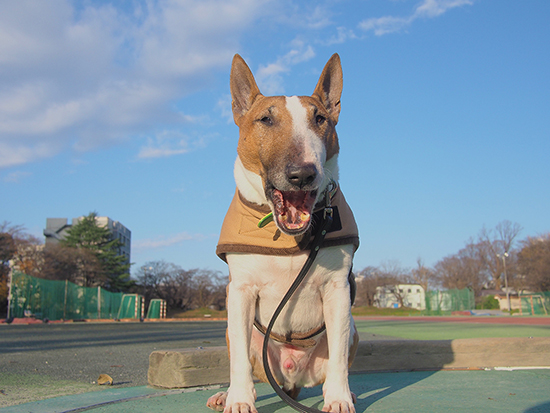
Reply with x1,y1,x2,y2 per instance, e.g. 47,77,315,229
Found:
271,189,317,234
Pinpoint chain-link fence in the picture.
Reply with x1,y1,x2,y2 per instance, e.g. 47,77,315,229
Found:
423,288,475,315
8,272,123,321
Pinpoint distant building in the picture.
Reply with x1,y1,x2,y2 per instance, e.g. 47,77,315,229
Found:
44,216,131,263
494,293,522,311
375,284,426,310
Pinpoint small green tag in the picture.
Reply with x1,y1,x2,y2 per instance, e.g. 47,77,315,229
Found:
258,212,273,228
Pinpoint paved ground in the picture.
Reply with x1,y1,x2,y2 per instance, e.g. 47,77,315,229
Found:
1,317,549,411
0,321,228,407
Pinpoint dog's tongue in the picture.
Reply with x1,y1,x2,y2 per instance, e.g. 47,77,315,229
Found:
272,190,316,232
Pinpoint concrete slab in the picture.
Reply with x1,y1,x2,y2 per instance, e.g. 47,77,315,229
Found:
147,338,550,388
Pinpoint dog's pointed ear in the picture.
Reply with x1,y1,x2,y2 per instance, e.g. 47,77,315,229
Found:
230,54,263,125
312,53,343,124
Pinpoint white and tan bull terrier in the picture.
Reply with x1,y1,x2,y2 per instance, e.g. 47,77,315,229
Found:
208,53,360,413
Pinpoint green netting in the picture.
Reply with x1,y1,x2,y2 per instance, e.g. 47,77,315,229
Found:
117,294,144,319
423,288,475,315
8,272,123,321
520,292,550,316
146,298,166,319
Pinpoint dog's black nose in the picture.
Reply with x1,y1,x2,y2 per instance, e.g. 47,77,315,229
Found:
286,163,317,188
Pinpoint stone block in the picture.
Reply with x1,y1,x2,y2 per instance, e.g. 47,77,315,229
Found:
148,346,229,388
148,338,550,388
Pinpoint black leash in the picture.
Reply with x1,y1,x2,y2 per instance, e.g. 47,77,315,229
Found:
261,196,334,413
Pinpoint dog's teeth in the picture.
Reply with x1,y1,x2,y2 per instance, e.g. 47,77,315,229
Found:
280,214,288,222
301,213,310,221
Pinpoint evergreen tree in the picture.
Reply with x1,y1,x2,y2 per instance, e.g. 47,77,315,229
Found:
61,212,133,291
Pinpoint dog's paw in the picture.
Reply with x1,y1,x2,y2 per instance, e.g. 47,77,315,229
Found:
207,388,257,413
207,392,227,411
224,402,257,413
322,390,356,413
322,399,355,413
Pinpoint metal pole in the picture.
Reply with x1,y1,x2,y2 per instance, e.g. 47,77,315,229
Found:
97,286,101,319
63,279,68,320
6,266,14,320
501,252,511,312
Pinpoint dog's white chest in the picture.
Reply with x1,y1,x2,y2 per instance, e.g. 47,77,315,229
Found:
226,244,354,335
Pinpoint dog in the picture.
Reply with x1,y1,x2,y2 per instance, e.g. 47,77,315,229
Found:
208,53,360,413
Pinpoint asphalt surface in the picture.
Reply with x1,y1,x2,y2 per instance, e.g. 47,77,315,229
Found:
0,319,396,408
0,321,228,407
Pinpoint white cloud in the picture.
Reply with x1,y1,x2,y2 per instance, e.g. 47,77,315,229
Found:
324,27,358,46
0,140,61,169
256,39,316,95
137,129,207,159
133,232,207,250
137,134,190,159
217,94,234,124
3,170,32,183
359,0,474,36
0,0,476,169
0,0,269,168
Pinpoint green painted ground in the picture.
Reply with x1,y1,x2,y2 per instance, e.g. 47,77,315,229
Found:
355,320,550,341
5,370,550,413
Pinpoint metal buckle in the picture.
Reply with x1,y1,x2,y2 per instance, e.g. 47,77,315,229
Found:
324,182,334,220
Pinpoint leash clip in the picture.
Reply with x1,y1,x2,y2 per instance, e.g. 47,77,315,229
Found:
323,180,335,220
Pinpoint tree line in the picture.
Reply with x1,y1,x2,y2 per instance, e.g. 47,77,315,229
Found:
2,217,550,315
0,215,227,316
354,221,550,307
134,261,227,313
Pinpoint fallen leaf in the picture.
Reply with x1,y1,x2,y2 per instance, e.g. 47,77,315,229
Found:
98,374,113,385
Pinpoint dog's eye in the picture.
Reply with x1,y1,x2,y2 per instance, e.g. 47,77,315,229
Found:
315,114,326,125
259,116,273,126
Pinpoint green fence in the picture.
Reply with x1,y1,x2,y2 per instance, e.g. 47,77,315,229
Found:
8,272,123,321
520,292,550,316
424,288,475,315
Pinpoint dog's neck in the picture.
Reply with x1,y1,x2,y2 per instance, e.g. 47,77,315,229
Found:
234,155,340,207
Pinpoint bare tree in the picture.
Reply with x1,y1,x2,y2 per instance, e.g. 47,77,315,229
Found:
41,244,104,287
162,267,194,311
355,262,408,307
433,242,489,299
134,262,228,312
191,270,227,310
478,220,522,289
377,260,412,307
410,258,435,293
135,261,174,304
1,222,44,315
354,266,381,306
517,234,550,292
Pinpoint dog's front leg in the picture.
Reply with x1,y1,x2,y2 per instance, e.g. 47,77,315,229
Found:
209,276,258,413
321,272,355,413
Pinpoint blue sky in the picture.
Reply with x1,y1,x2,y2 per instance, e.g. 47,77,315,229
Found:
1,0,549,276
